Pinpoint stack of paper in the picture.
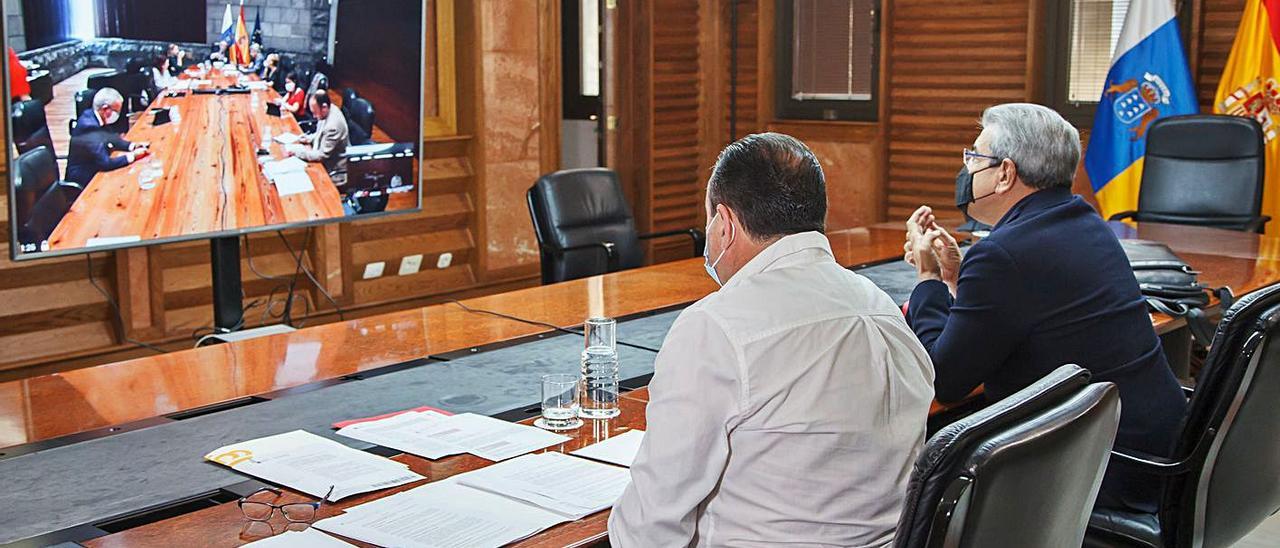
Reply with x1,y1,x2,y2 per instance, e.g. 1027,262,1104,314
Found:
315,480,569,548
262,156,314,196
336,412,571,462
314,453,632,548
204,430,424,501
274,132,302,145
455,452,631,519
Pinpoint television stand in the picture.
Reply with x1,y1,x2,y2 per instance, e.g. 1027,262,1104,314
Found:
210,236,244,332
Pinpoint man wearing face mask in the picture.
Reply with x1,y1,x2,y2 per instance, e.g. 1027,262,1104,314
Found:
66,88,149,185
609,133,935,547
902,103,1186,514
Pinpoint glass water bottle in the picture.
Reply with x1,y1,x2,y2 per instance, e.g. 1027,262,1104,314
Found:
579,317,620,419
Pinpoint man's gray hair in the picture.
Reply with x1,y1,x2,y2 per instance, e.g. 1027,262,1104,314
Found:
980,103,1081,190
92,87,123,111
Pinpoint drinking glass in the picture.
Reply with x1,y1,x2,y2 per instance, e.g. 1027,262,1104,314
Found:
535,373,582,431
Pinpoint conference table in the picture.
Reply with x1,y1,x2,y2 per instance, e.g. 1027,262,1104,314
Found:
2,221,1278,546
46,66,345,251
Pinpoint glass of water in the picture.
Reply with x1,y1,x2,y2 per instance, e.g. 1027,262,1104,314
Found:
534,373,582,431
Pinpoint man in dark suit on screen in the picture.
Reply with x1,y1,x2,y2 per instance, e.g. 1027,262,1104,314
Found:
66,88,149,185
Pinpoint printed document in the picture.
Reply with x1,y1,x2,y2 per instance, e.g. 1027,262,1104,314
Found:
570,429,644,467
455,452,631,519
204,430,424,501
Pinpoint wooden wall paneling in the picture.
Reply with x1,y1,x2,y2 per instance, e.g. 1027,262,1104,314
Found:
722,0,762,143
646,0,708,263
1196,0,1245,110
884,0,1030,221
540,0,562,174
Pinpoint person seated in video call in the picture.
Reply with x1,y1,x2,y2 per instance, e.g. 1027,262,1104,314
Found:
210,40,229,63
244,43,264,73
66,89,149,185
276,72,305,116
260,53,282,90
151,57,177,90
166,43,186,76
285,91,349,185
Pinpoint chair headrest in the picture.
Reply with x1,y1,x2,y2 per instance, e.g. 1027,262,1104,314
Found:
1146,114,1264,160
529,168,634,234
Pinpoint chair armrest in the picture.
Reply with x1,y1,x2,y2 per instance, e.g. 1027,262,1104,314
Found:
54,180,83,191
540,241,619,272
638,228,706,257
1108,211,1138,222
1244,215,1271,234
1181,385,1194,399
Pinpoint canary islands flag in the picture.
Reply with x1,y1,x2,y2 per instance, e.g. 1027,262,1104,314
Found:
1084,0,1198,219
1215,0,1280,235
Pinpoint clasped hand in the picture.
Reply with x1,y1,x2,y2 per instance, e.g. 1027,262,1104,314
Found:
904,205,961,294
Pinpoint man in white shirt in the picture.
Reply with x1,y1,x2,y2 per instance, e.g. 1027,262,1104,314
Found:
608,133,936,547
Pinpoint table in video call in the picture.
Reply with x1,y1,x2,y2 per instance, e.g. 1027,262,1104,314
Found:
45,67,345,251
1,221,1277,547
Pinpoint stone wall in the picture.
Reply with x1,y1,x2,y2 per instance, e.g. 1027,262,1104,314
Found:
17,39,208,85
5,0,25,51
205,0,328,64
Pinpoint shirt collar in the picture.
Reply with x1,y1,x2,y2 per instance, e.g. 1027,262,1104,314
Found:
994,186,1073,229
722,231,833,289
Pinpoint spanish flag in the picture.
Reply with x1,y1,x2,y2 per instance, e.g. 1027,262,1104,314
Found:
1085,0,1198,220
1214,0,1280,235
230,4,251,65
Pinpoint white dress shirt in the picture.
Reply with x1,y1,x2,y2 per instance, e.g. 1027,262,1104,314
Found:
608,231,935,547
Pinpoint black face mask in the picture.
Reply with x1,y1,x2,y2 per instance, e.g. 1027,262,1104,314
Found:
954,164,998,216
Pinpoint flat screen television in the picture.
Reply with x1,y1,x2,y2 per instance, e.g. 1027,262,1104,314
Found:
4,0,425,261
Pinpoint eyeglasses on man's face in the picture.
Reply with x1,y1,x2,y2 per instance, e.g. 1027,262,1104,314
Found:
962,148,1002,170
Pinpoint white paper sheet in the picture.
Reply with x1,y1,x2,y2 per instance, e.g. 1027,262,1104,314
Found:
314,480,568,548
424,413,571,462
204,430,423,501
263,156,307,178
272,171,315,196
455,452,631,519
274,132,302,145
570,429,644,467
336,411,463,460
241,528,356,547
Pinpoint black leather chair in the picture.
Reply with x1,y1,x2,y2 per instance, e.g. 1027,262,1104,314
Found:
14,146,81,247
11,99,55,157
74,88,94,118
347,98,375,145
1109,115,1270,233
1085,282,1280,548
527,168,705,285
895,364,1121,548
341,87,359,116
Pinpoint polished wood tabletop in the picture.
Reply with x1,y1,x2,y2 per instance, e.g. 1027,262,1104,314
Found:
47,67,345,250
8,220,1280,547
4,221,1278,452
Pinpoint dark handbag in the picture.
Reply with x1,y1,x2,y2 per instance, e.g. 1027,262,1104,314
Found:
1120,239,1233,346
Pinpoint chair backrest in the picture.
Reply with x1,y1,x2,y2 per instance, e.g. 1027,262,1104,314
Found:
13,146,59,246
11,99,54,156
74,89,95,117
348,98,375,144
895,364,1121,548
341,87,359,113
1136,115,1266,232
526,168,644,284
1164,282,1280,548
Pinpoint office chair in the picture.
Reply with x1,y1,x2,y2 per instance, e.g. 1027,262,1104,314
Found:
14,146,80,247
527,168,705,285
11,99,55,157
1109,115,1270,233
341,87,359,116
1085,282,1280,548
894,364,1121,548
347,98,376,145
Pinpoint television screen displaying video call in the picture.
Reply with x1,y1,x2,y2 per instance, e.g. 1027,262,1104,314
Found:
5,0,424,260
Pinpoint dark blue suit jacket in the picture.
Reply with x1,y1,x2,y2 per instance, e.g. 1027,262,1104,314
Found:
908,187,1186,513
66,110,132,185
